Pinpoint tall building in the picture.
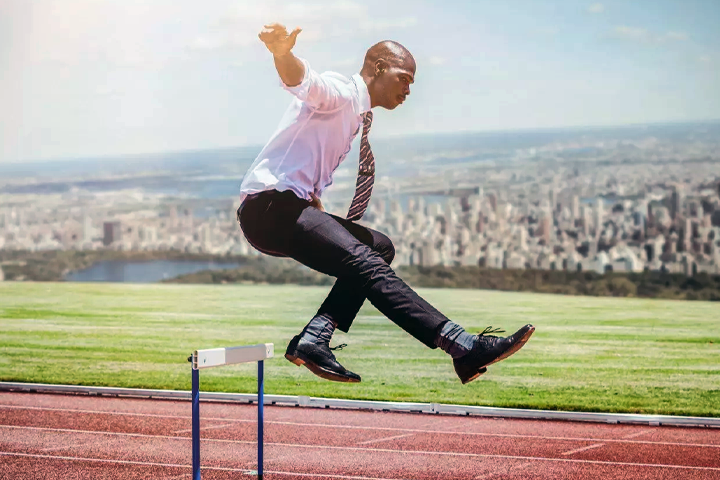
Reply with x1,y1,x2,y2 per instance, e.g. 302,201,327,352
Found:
519,227,528,251
199,223,212,249
582,206,591,237
670,184,683,223
169,206,179,229
487,193,497,213
82,216,93,243
594,198,604,234
682,217,693,252
571,195,580,221
103,222,122,246
0,265,4,282
542,214,551,244
476,214,484,234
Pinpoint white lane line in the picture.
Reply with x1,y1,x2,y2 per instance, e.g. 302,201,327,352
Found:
173,422,236,434
562,443,606,456
2,404,719,450
0,404,191,420
2,442,720,472
0,452,408,480
357,433,414,445
622,428,655,440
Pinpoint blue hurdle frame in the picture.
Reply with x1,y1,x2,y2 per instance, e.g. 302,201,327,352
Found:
190,349,268,480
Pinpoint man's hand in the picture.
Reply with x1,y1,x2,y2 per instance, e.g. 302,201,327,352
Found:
259,23,302,57
309,193,325,212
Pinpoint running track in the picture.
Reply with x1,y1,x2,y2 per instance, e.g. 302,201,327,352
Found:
1,392,719,479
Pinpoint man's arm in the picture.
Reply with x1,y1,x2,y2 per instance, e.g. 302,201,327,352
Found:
259,24,304,87
273,53,304,88
258,23,347,111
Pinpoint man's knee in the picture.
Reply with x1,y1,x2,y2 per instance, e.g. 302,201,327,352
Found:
377,235,395,265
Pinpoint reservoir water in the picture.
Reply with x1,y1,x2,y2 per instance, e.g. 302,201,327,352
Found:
65,260,242,283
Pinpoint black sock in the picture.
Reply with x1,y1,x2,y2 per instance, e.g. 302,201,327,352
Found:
435,321,476,359
300,314,336,345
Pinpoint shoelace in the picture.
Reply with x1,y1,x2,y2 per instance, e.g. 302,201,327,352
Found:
478,326,506,337
330,343,347,351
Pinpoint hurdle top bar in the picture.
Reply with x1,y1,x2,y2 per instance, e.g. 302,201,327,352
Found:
192,343,274,370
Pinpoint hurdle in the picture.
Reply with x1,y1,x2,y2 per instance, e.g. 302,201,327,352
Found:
189,343,274,480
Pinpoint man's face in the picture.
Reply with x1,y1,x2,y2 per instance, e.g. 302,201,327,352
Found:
377,58,415,110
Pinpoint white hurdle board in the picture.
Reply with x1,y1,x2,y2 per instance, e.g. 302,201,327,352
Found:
192,343,274,370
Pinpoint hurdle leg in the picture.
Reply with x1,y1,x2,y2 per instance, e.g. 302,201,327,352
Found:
192,366,201,480
258,360,264,480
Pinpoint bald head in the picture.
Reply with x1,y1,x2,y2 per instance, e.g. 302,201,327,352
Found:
361,41,415,75
360,41,416,110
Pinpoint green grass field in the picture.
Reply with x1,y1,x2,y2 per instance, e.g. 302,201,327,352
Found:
1,282,718,416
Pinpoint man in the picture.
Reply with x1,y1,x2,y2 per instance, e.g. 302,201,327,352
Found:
237,23,534,384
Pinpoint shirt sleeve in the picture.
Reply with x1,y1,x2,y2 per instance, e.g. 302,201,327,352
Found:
279,57,350,111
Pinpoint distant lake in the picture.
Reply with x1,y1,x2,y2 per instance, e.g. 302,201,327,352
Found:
65,260,242,283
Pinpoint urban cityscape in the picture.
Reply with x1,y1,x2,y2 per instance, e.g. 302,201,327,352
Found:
1,123,719,279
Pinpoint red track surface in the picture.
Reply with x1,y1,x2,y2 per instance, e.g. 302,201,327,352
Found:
1,392,719,479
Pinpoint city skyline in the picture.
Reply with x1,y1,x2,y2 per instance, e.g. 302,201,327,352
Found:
2,123,719,279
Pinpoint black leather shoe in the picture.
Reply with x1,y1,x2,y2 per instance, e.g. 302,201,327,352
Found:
285,335,361,383
453,324,535,384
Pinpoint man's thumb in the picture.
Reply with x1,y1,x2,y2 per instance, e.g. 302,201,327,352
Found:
289,27,302,41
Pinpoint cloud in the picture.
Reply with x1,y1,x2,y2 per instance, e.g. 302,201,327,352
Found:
331,57,359,67
535,26,559,36
698,55,712,64
428,56,446,66
188,1,418,55
360,17,418,32
665,31,688,41
95,86,121,97
613,25,649,41
612,26,690,44
587,3,605,14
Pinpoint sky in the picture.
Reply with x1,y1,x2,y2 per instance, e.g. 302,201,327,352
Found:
1,0,719,163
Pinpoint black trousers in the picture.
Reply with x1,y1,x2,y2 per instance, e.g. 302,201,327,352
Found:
237,189,448,348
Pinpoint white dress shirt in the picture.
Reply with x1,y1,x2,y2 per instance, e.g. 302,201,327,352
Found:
239,57,372,204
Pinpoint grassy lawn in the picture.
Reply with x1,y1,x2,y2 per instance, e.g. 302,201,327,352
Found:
1,282,718,417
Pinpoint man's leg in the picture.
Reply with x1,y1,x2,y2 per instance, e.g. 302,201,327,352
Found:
312,214,395,334
287,206,447,348
286,217,395,382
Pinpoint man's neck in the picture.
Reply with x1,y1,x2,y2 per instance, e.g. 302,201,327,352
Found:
359,72,377,108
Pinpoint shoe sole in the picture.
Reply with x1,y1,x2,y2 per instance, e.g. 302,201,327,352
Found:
487,325,535,368
460,367,487,385
285,352,361,383
460,325,535,385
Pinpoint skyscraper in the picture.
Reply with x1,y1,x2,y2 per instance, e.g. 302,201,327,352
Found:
82,216,93,243
594,198,604,234
571,195,580,221
670,184,683,223
487,192,497,213
683,217,693,252
103,222,122,247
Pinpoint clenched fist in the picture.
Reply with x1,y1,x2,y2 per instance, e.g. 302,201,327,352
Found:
258,23,302,57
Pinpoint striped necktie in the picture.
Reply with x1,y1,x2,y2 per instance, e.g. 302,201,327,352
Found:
346,111,375,221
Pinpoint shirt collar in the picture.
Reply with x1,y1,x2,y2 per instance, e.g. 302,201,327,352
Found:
352,74,372,114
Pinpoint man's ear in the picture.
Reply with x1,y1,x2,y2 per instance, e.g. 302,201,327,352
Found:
375,59,389,76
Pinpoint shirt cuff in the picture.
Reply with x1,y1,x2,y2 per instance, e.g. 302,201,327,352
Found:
279,57,311,98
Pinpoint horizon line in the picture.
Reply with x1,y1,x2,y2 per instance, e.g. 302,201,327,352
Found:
2,117,719,167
